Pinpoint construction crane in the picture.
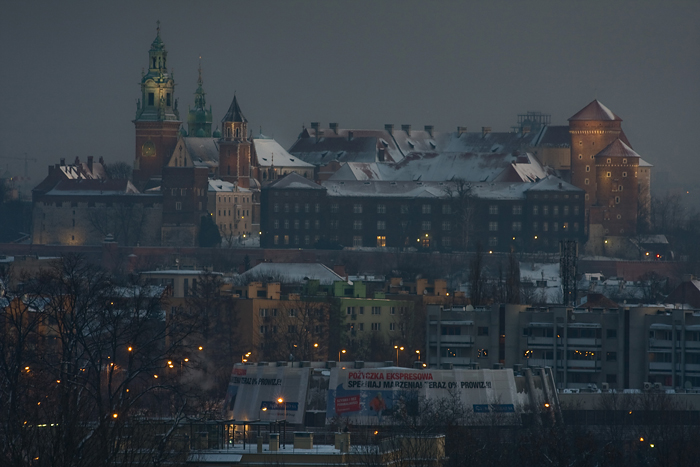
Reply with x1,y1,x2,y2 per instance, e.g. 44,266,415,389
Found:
0,153,38,181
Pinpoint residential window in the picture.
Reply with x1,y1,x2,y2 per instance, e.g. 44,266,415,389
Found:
371,323,381,331
353,220,363,230
422,204,431,214
359,307,364,314
400,205,409,214
273,235,279,245
293,235,299,244
553,222,559,232
489,205,498,215
377,221,386,230
533,205,539,215
315,220,320,229
585,178,590,185
606,352,617,362
441,237,451,247
304,203,310,213
273,220,279,229
442,221,451,231
607,329,617,339
294,220,300,229
377,204,386,214
488,237,497,247
315,203,320,213
330,220,339,229
574,206,579,215
622,172,628,178
274,203,279,212
331,204,339,213
284,203,289,213
586,165,590,172
553,206,559,216
533,222,538,231
615,196,620,204
563,206,569,216
353,236,362,247
376,235,386,247
288,308,297,317
294,203,300,213
259,309,268,317
442,204,452,214
372,307,381,315
574,222,579,232
543,206,549,215
358,323,364,331
175,202,182,211
260,325,268,334
346,307,355,315
304,235,310,245
284,235,289,245
543,222,549,232
477,348,489,358
390,307,396,315
353,203,363,213
389,323,396,331
563,222,569,230
422,221,431,230
512,205,522,215
489,221,498,231
303,220,309,229
287,325,297,334
512,222,522,231
478,326,489,336
284,220,290,229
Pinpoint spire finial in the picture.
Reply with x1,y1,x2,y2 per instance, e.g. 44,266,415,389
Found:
198,56,203,86
156,20,161,36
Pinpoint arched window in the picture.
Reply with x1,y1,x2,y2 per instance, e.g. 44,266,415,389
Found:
235,127,241,138
226,127,232,138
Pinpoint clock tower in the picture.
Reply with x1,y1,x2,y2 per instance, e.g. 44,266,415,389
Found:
133,22,181,187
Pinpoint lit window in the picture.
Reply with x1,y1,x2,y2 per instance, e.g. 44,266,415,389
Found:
376,235,386,247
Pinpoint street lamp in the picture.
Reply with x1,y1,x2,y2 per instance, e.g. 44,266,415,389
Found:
277,398,287,449
339,349,346,362
416,350,421,361
394,346,404,366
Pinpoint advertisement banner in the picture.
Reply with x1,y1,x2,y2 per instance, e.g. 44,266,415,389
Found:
325,367,521,425
224,364,310,425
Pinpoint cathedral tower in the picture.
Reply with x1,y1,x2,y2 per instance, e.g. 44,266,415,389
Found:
187,59,213,137
568,100,622,210
133,22,181,187
218,95,252,188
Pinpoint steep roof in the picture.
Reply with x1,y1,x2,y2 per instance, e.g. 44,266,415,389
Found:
222,95,247,123
241,262,347,285
266,172,324,190
525,175,583,193
596,139,640,159
568,99,621,122
253,138,314,168
45,179,140,196
183,137,219,164
534,125,570,147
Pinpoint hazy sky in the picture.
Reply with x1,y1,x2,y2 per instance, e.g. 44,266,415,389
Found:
1,1,698,192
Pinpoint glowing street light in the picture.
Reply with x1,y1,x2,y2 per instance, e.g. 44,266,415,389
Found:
394,345,404,366
277,397,287,449
339,349,346,361
416,350,421,361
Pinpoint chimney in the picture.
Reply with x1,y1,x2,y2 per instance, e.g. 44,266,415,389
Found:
310,122,320,143
401,124,411,135
74,156,81,166
348,131,354,141
558,182,563,189
60,158,66,166
522,126,531,135
329,122,339,134
87,156,94,173
378,147,385,161
457,126,468,136
424,125,434,137
99,156,104,165
384,124,394,135
482,127,491,137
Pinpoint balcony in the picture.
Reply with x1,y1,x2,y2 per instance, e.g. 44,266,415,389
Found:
527,336,554,347
649,362,674,372
526,358,554,368
430,335,474,346
566,338,602,348
563,360,601,372
649,338,672,348
685,341,700,350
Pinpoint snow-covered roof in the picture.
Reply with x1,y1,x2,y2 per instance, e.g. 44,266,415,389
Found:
322,180,535,200
568,99,621,122
253,138,314,168
596,139,640,159
183,137,219,164
207,179,251,193
266,172,325,190
525,176,583,193
240,262,347,285
45,179,141,196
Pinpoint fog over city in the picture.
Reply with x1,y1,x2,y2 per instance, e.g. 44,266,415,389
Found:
1,0,698,198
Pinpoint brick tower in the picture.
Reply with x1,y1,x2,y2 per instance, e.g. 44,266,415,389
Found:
132,22,181,187
218,95,252,188
593,139,640,235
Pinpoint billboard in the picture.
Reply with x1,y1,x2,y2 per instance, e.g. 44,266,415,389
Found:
326,367,524,425
224,364,310,425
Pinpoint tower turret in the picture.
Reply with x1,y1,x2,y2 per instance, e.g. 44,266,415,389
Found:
187,59,213,137
133,21,182,187
218,94,252,188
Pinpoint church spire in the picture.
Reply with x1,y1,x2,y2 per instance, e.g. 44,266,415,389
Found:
187,57,213,137
135,21,179,122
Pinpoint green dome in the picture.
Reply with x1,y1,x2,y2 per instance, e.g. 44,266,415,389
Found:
196,128,206,137
179,127,188,137
213,127,222,138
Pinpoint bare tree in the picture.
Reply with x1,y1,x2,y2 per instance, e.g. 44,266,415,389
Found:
444,179,476,251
